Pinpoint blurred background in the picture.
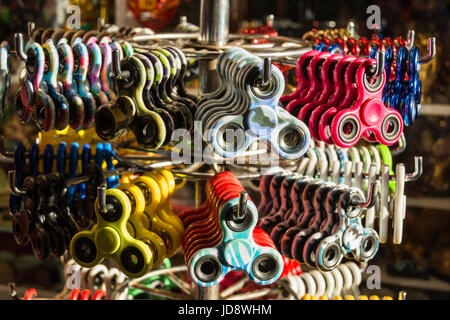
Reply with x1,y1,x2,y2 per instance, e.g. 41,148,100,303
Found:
0,0,448,299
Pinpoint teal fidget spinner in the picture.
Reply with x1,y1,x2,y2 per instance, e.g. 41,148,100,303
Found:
188,197,283,287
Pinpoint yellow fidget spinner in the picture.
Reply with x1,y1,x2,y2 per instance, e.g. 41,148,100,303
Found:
70,188,154,278
132,175,182,258
143,169,184,234
118,183,167,268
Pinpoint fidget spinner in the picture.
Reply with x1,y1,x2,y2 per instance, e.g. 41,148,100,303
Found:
195,48,310,160
282,49,403,147
315,188,379,271
70,187,156,278
257,173,380,271
180,172,284,287
70,169,183,277
14,34,55,130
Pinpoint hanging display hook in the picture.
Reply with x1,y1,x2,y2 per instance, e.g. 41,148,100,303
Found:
405,156,423,182
391,133,406,156
8,170,26,196
419,37,436,64
28,22,36,39
261,56,272,87
96,183,108,214
352,183,378,208
112,48,128,81
406,30,415,50
14,33,27,62
373,50,385,78
235,191,248,220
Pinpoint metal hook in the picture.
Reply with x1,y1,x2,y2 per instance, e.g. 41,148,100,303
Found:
9,283,20,300
180,16,188,25
352,183,377,208
391,132,406,156
235,191,248,221
405,156,422,182
347,21,356,38
8,170,26,196
112,48,128,81
259,56,272,87
28,22,36,39
406,30,415,51
96,183,108,214
367,49,385,79
374,50,385,78
175,16,199,33
264,14,275,28
97,18,105,30
14,33,27,62
419,37,436,64
398,291,407,300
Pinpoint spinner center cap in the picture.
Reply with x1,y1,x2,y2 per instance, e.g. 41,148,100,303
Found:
223,239,253,267
95,227,121,254
343,225,363,251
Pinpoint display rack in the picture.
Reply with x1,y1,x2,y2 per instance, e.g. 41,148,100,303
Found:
0,0,442,301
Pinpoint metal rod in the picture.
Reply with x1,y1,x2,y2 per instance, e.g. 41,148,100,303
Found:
228,33,308,45
182,44,311,59
278,279,301,300
398,291,407,300
28,22,36,39
127,32,309,47
8,167,132,196
261,57,272,86
6,152,422,195
194,2,228,300
226,288,281,300
235,191,248,220
194,284,220,300
126,33,200,42
194,180,203,208
199,0,230,46
166,273,192,296
127,265,188,287
198,0,230,94
172,170,261,181
220,275,248,298
97,183,108,214
131,284,190,300
64,167,131,187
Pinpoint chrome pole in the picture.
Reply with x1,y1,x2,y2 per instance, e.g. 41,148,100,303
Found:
198,0,230,94
194,0,229,299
